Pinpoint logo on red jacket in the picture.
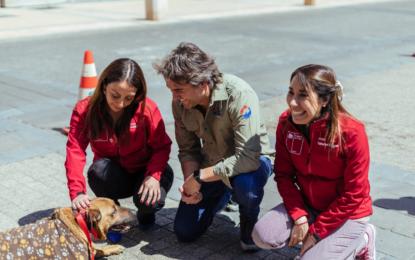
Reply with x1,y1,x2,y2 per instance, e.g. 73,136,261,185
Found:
240,105,251,119
286,131,304,155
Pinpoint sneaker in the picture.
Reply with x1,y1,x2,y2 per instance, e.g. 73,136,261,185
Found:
225,199,239,212
357,224,376,260
106,232,123,243
239,215,260,251
138,212,155,230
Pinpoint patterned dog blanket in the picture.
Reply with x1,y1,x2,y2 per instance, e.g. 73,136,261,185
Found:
0,214,90,260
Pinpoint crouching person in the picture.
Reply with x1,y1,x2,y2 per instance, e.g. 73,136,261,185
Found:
252,64,376,259
153,42,275,251
65,59,174,242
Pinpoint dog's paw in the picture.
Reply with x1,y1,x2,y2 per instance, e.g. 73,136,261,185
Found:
114,245,125,254
94,244,126,257
107,245,125,255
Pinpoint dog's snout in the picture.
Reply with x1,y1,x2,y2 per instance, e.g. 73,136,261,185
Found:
131,209,137,216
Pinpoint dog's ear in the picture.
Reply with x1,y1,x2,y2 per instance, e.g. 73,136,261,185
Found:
87,207,106,240
87,208,101,228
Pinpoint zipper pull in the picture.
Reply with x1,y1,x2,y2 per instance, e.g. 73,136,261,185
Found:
307,153,310,165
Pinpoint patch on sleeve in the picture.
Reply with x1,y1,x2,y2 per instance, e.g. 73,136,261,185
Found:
212,107,223,118
240,105,251,119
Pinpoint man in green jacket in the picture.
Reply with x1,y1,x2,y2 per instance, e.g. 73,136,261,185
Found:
154,42,275,251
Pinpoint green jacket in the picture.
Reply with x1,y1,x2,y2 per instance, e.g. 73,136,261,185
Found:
172,74,275,188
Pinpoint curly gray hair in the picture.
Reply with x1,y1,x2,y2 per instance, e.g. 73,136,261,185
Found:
153,42,222,89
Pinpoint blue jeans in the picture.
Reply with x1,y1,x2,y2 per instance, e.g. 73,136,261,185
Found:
174,156,273,241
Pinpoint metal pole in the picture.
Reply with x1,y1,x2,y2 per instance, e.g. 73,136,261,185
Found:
304,0,319,5
145,0,168,21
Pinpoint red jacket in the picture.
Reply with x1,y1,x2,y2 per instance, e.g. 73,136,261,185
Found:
274,110,372,240
65,97,172,201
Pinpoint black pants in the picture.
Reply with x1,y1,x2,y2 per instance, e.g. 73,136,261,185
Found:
87,158,174,224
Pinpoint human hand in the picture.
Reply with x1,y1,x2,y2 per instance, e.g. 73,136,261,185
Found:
138,176,161,206
181,174,201,196
72,194,92,210
299,233,316,257
288,216,309,247
180,188,203,204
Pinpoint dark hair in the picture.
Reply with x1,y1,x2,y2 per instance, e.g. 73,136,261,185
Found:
153,42,222,89
84,58,147,146
290,64,356,155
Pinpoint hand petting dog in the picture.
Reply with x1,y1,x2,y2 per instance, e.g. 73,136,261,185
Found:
72,194,92,210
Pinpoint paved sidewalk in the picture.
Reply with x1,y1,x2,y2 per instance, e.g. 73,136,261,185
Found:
1,0,415,259
0,0,396,40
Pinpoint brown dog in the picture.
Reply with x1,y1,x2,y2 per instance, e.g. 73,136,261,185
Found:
0,198,138,259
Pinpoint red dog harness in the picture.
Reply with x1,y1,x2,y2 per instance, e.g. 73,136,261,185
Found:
75,210,99,260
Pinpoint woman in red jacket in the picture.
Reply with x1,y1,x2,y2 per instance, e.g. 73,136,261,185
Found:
252,64,376,259
65,58,173,232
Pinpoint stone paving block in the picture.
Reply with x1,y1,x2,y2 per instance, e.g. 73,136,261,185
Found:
264,253,290,260
0,92,35,107
168,157,182,180
260,189,283,212
14,126,55,142
401,173,415,186
0,69,78,95
252,249,274,259
0,83,56,103
383,256,404,260
370,161,412,181
0,117,32,132
264,173,277,192
0,145,51,164
0,108,24,118
376,227,415,260
369,176,415,199
275,247,300,259
377,251,387,260
372,191,415,216
0,130,32,153
214,242,245,259
32,134,68,153
158,245,188,259
0,103,13,111
11,106,72,129
168,176,184,202
0,157,11,166
15,98,75,115
234,254,260,260
18,102,62,114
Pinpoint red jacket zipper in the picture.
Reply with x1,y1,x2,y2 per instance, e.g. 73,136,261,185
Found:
309,176,315,207
113,130,122,166
308,123,314,206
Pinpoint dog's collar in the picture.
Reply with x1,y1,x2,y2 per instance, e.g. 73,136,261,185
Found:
75,212,96,260
72,209,99,239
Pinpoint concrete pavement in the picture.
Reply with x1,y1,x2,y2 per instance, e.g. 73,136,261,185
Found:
0,0,398,40
0,0,415,259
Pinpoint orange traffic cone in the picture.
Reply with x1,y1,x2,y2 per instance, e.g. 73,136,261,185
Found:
62,50,98,135
78,50,98,101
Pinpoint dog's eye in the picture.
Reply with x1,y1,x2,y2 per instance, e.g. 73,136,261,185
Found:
112,207,117,215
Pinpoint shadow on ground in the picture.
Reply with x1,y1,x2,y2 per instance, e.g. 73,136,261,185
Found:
17,207,300,259
18,208,56,226
374,197,415,216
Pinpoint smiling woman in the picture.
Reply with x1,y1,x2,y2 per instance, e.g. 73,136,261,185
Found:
252,64,376,260
64,58,174,242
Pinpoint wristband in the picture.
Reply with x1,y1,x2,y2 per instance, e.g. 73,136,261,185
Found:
193,169,204,184
294,220,308,226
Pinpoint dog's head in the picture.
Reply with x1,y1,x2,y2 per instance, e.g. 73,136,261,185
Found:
85,198,138,241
